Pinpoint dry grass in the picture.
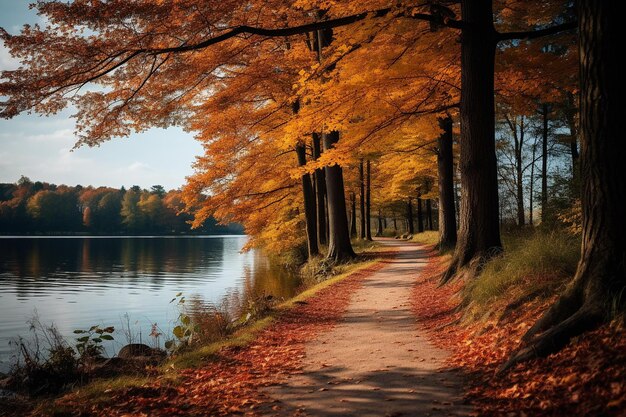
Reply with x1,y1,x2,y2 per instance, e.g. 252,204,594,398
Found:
464,229,580,320
410,231,440,246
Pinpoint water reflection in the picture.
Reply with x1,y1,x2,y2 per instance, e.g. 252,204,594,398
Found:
0,236,300,371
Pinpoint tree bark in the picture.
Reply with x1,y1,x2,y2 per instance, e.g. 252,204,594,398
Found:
425,200,433,230
365,159,372,241
541,103,550,223
515,116,526,226
359,159,366,239
406,198,414,235
529,140,537,226
503,0,626,370
416,192,424,233
312,133,327,245
323,132,356,262
442,0,502,283
376,209,383,237
296,142,319,258
437,116,457,250
349,192,357,238
565,92,580,179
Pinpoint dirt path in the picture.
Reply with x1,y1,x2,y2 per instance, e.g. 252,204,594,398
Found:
264,240,470,416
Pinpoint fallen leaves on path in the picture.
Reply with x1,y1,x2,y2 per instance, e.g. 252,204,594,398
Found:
53,261,389,417
412,248,626,417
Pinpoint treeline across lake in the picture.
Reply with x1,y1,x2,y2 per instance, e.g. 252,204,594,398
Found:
0,177,243,235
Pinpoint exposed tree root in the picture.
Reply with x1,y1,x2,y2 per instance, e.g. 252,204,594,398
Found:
496,289,545,326
498,304,603,374
440,247,502,286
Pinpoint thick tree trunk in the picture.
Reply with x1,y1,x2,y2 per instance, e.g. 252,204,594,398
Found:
541,104,549,223
416,192,424,233
437,116,457,250
365,159,372,241
323,132,356,262
312,133,327,245
406,198,414,235
425,199,433,230
442,0,502,283
503,0,626,371
296,143,319,258
349,192,357,238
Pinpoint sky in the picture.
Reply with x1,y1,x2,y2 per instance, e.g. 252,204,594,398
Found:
0,1,204,190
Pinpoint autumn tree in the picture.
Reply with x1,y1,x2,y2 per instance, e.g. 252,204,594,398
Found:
0,0,578,270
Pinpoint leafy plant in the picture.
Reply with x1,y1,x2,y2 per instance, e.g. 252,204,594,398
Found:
166,293,199,351
73,325,115,358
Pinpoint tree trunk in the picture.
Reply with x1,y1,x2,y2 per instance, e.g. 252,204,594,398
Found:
437,116,457,250
416,192,424,233
541,103,550,223
443,0,502,283
350,192,357,238
365,159,372,240
296,143,319,258
376,209,383,237
503,0,626,370
425,200,433,230
565,92,580,178
312,133,327,245
406,198,414,235
393,216,397,231
359,159,366,239
323,132,356,262
529,140,537,226
515,116,526,226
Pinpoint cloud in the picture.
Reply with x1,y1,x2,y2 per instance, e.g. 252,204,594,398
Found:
0,42,20,71
18,128,76,144
127,162,152,172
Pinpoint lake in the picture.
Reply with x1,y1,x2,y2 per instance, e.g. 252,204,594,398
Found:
0,236,300,372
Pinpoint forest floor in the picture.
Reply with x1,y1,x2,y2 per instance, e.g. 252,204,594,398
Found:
413,244,626,417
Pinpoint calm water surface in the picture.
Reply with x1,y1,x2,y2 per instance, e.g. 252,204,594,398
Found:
0,236,300,372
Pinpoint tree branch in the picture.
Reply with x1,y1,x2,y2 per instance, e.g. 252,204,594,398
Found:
497,21,577,42
143,8,463,56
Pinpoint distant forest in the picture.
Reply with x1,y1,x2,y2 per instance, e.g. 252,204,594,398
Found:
0,176,243,235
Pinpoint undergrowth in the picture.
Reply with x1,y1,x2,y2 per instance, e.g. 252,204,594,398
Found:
462,229,579,321
410,230,440,246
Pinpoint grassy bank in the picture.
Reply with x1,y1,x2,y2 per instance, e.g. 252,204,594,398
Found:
463,229,580,321
410,230,440,246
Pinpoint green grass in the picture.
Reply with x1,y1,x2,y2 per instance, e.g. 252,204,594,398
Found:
465,230,580,315
410,231,440,246
350,238,382,253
